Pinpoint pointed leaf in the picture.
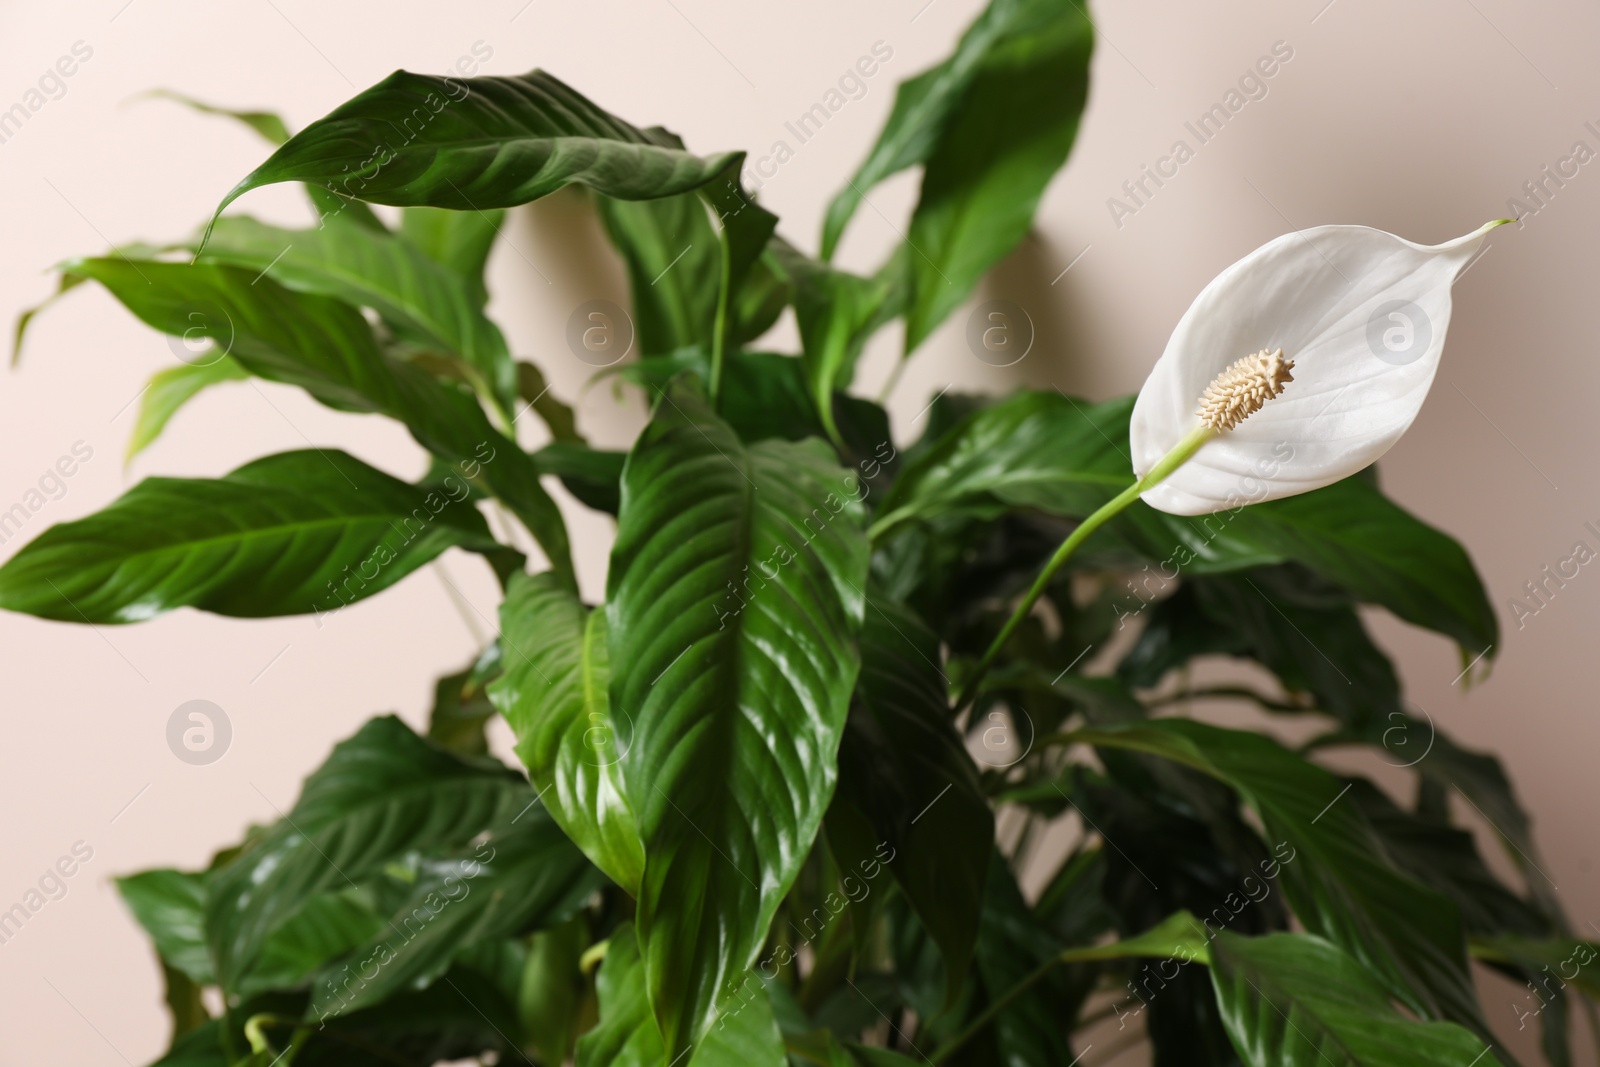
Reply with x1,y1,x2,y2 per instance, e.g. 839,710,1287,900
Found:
1066,719,1489,1039
1211,931,1505,1067
203,716,529,989
63,257,575,589
878,390,1495,657
117,870,213,985
606,379,869,1057
837,593,992,992
902,0,1092,348
126,356,250,462
212,70,740,224
575,923,786,1067
199,215,517,415
0,449,494,622
489,571,645,891
309,806,602,1016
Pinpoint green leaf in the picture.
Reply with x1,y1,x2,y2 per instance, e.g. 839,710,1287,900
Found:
597,187,719,356
1472,936,1600,1000
769,239,901,444
606,379,869,1058
204,716,529,990
489,571,645,892
398,205,503,308
13,242,164,365
144,90,386,232
142,88,291,144
212,70,741,225
243,890,384,996
878,391,1496,657
836,593,992,993
575,923,786,1067
520,918,589,1066
309,806,601,1016
0,449,494,623
1346,780,1551,939
117,870,213,985
426,648,499,756
1064,720,1489,1039
874,392,1134,538
64,257,575,589
1210,931,1505,1067
901,0,1092,348
517,360,584,444
158,961,210,1044
821,1,1028,259
532,442,626,515
126,356,250,462
198,214,517,416
1119,567,1403,731
698,161,780,401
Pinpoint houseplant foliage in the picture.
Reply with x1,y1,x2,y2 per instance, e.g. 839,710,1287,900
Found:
5,2,1593,1064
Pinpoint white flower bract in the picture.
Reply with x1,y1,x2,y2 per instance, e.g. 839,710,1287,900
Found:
1129,221,1505,516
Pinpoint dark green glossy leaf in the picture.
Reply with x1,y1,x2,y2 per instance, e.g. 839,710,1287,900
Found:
204,716,528,990
199,214,516,415
489,571,645,891
837,593,992,992
1211,931,1505,1067
1068,720,1489,1039
398,205,503,308
575,922,787,1067
902,0,1092,348
64,257,575,589
213,70,740,223
309,806,601,1016
126,356,249,462
874,391,1132,538
0,449,493,622
607,379,869,1057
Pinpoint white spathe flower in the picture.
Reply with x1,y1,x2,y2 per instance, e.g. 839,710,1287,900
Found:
1129,221,1507,516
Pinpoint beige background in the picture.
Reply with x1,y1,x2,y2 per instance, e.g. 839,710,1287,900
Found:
1,0,1597,1063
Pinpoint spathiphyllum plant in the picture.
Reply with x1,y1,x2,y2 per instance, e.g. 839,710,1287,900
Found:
6,3,1592,1066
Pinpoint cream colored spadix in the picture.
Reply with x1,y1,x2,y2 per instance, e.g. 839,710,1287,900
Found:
1130,221,1508,516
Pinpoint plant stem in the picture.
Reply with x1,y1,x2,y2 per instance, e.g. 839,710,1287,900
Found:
709,224,733,409
952,424,1214,714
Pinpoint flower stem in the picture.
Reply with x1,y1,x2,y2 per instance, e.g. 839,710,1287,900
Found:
951,424,1214,714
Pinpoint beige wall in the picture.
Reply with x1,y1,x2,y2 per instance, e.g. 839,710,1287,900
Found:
1,0,1596,1063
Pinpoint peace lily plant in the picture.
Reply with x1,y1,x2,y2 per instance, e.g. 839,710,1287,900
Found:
3,2,1585,1065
